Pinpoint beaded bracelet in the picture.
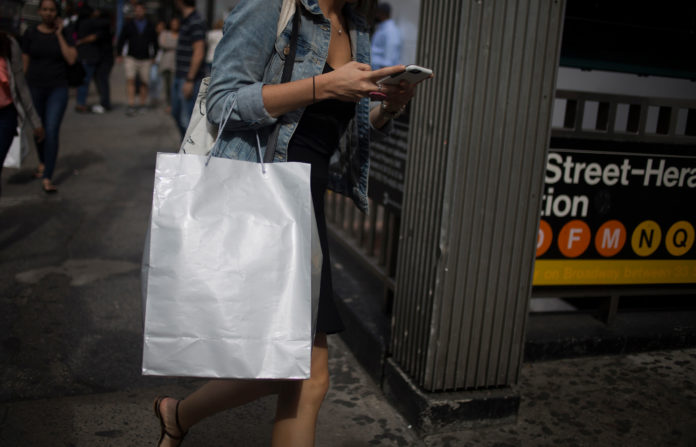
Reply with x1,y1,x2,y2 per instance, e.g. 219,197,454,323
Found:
381,102,406,119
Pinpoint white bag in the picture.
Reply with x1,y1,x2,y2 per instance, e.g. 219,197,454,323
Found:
142,147,322,379
3,126,29,168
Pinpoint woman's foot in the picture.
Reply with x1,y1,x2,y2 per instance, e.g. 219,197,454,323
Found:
42,179,57,194
153,397,188,447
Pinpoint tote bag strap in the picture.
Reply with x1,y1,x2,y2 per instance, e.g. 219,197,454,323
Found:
277,0,297,38
263,8,301,164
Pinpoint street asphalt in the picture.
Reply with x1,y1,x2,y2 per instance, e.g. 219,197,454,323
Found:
1,64,695,446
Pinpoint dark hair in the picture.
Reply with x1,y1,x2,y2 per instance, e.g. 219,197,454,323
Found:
39,0,62,15
376,3,391,15
0,31,11,61
78,3,94,20
181,0,196,7
352,0,377,19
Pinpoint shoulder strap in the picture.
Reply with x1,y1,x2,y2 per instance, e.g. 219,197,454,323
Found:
264,9,301,163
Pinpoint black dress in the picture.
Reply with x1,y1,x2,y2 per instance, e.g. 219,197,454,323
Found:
287,63,355,334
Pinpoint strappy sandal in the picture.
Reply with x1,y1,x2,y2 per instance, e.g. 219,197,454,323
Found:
42,179,58,194
153,396,188,446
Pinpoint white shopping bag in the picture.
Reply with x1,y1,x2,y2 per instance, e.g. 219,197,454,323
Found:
142,152,321,379
3,126,29,168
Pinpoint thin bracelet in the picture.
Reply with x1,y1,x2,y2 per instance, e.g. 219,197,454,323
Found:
312,76,316,104
381,102,406,119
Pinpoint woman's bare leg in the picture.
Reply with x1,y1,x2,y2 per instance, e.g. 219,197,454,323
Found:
156,334,329,447
271,333,330,447
157,379,278,446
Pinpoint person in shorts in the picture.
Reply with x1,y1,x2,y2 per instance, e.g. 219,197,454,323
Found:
116,2,158,115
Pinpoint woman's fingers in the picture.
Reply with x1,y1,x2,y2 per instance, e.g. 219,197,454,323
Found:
369,64,406,83
327,63,413,101
380,80,416,103
353,61,373,72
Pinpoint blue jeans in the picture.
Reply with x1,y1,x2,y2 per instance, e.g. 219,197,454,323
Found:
149,64,160,101
29,85,68,180
171,77,201,138
0,103,19,195
76,62,98,106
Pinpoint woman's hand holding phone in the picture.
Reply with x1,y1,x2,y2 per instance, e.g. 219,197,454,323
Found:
318,62,405,102
379,65,433,86
370,65,433,102
318,62,431,111
369,64,433,126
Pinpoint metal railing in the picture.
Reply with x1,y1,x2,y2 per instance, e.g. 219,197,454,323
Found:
325,194,399,306
552,89,696,144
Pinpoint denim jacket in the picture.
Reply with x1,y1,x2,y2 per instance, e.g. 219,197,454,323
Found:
206,0,391,213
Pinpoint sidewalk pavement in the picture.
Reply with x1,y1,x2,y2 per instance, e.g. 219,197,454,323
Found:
1,64,695,446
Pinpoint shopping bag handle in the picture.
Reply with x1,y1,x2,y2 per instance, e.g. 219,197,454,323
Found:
207,95,237,162
206,96,267,175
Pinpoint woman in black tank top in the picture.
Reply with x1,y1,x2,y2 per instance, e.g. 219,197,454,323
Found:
288,62,356,335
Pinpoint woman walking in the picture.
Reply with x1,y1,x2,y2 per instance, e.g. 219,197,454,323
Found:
22,0,77,193
0,31,44,196
152,1,423,445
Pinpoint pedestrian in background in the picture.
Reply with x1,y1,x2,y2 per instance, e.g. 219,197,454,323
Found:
170,0,205,137
157,17,179,112
74,4,100,113
61,2,79,39
150,0,419,445
149,20,167,108
116,2,158,116
92,8,115,113
204,19,223,76
21,0,77,193
370,2,401,70
0,31,44,196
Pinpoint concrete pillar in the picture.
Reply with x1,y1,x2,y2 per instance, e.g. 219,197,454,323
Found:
391,0,565,399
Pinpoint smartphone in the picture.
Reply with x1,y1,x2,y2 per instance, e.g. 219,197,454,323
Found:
379,65,433,85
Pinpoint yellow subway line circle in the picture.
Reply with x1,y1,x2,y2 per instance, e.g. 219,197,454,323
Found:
665,221,695,257
630,220,662,257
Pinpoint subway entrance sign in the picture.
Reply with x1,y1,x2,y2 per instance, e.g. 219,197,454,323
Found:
533,139,696,286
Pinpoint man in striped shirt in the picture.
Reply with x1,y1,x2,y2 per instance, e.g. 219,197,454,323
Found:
172,0,206,137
